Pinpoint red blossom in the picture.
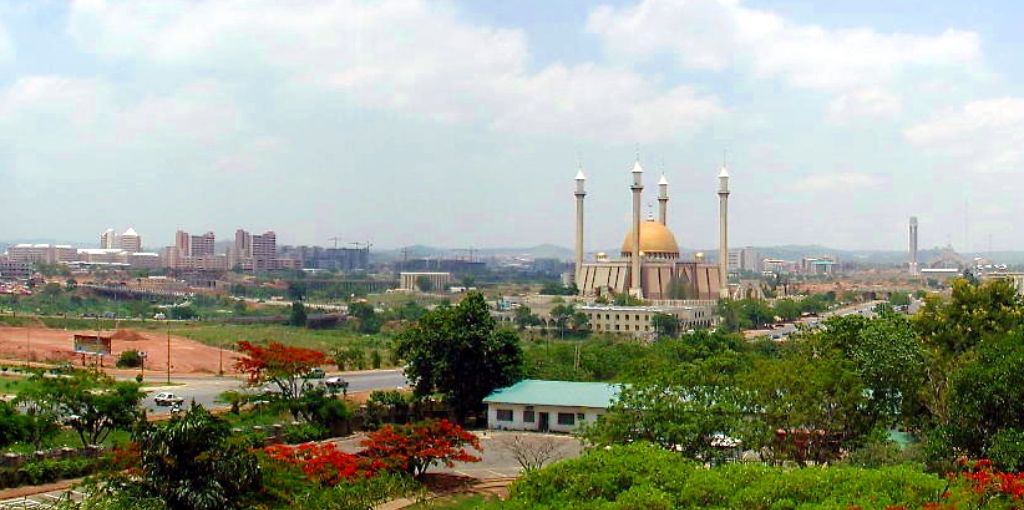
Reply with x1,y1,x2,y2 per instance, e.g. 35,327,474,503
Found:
265,442,375,485
234,341,328,396
264,420,482,484
360,419,482,477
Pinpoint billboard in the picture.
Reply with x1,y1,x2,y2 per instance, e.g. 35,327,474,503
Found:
73,334,112,356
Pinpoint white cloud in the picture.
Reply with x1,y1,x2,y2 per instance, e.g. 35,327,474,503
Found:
0,21,14,63
793,172,884,192
905,97,1024,173
587,0,981,119
66,0,722,143
827,88,902,123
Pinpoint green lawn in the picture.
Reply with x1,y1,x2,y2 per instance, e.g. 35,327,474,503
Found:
0,374,27,394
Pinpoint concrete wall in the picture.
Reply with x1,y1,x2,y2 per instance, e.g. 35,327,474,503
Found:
486,404,605,433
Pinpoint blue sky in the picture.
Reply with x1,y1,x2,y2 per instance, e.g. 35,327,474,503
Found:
0,0,1021,253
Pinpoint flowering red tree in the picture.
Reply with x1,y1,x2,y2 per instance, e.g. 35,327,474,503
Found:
360,419,482,477
264,442,378,485
234,341,329,400
881,459,1024,510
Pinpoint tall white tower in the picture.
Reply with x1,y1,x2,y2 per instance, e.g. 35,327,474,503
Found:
909,216,919,275
718,164,731,299
657,174,669,225
574,166,586,285
630,159,644,297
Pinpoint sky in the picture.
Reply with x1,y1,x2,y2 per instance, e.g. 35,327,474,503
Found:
0,0,1022,252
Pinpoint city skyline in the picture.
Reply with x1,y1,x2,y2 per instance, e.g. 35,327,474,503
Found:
0,1,1022,250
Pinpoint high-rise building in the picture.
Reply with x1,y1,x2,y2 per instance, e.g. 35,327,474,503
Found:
190,232,215,257
729,247,761,272
175,230,190,256
99,229,116,249
120,228,142,253
231,229,293,271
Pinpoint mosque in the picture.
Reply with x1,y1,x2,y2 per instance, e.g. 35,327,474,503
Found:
572,159,731,301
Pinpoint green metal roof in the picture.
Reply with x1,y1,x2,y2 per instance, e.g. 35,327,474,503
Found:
483,379,621,409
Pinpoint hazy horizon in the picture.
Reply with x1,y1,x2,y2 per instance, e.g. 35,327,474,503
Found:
1,1,1022,252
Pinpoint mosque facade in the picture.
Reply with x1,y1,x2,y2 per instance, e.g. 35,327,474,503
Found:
573,159,730,301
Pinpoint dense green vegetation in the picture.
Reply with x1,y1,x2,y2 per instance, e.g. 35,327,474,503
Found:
486,443,947,509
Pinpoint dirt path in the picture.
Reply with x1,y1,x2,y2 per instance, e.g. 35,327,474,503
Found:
0,325,240,376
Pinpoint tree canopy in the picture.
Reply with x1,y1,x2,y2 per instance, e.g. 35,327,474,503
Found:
395,292,523,422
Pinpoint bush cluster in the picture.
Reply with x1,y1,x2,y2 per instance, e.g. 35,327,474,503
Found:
0,458,104,489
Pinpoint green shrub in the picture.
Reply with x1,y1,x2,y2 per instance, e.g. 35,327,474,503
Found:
988,428,1024,472
491,443,947,510
0,458,104,489
283,423,327,444
116,350,143,369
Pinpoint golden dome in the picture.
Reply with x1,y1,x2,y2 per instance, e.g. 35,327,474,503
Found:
621,220,680,258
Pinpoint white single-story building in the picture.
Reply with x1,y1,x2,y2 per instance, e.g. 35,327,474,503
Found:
483,379,621,433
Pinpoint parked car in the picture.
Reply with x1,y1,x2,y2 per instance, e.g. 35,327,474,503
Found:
306,367,326,379
153,392,184,406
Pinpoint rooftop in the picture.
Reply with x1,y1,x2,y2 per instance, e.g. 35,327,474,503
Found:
483,379,621,409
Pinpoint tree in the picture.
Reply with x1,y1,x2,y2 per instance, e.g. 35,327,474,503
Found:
289,302,307,327
0,401,39,449
129,404,261,510
740,299,775,328
496,434,565,472
915,278,1024,354
944,332,1024,461
16,371,143,447
848,312,925,423
286,281,307,301
347,301,381,334
549,303,576,337
360,420,482,477
650,313,680,338
415,275,434,293
743,355,873,465
396,292,523,422
235,341,328,407
772,298,801,321
889,292,911,307
513,305,541,330
168,305,197,320
116,349,143,368
585,368,752,463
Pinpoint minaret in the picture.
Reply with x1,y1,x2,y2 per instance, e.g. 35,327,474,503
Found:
658,174,669,225
717,164,730,299
909,216,919,275
574,166,586,286
630,159,644,297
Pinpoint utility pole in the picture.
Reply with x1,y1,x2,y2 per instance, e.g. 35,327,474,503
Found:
166,320,171,385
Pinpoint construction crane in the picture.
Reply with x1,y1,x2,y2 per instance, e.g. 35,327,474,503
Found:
454,248,477,262
328,237,342,249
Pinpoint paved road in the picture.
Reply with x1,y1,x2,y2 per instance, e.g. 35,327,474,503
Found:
136,369,408,413
755,301,885,341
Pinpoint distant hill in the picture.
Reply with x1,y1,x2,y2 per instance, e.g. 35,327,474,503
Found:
374,244,573,262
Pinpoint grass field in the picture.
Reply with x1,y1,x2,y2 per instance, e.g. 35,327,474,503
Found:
0,310,401,366
0,374,27,395
168,323,397,363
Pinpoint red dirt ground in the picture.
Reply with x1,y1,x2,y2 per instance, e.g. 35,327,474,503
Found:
0,325,240,375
